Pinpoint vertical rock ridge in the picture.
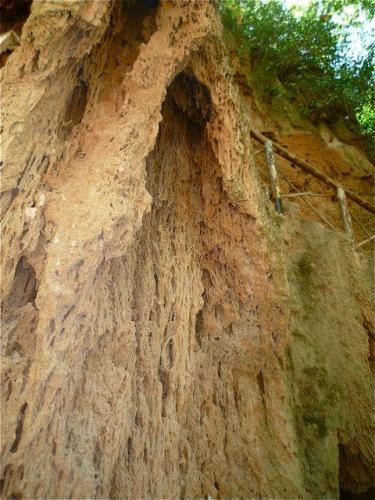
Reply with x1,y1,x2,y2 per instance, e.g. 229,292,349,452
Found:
1,1,373,499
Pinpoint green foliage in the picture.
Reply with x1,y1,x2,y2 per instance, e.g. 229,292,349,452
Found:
220,0,375,137
357,102,375,134
323,0,375,17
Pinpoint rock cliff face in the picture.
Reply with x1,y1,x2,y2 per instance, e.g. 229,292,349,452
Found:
1,1,374,498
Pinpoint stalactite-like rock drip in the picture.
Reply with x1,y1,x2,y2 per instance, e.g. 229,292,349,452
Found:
1,2,290,498
1,1,373,499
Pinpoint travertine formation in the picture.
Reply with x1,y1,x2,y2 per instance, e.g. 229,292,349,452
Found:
1,1,374,498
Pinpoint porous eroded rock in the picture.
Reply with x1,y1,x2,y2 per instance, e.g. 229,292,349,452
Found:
1,1,374,498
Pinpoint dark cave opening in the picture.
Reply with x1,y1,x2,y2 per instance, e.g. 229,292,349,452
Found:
0,0,32,68
166,72,212,126
338,444,375,500
0,0,32,34
340,488,375,500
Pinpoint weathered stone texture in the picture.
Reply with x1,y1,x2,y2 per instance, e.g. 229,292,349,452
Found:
1,1,373,498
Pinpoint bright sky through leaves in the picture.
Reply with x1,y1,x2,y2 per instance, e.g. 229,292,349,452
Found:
282,0,375,61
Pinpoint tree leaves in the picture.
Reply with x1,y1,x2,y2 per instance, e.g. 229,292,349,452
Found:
220,0,375,136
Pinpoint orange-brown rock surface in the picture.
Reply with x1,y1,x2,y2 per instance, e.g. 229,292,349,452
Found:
1,1,374,499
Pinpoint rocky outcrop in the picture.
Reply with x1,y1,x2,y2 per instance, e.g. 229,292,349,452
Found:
1,1,373,498
282,211,374,498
